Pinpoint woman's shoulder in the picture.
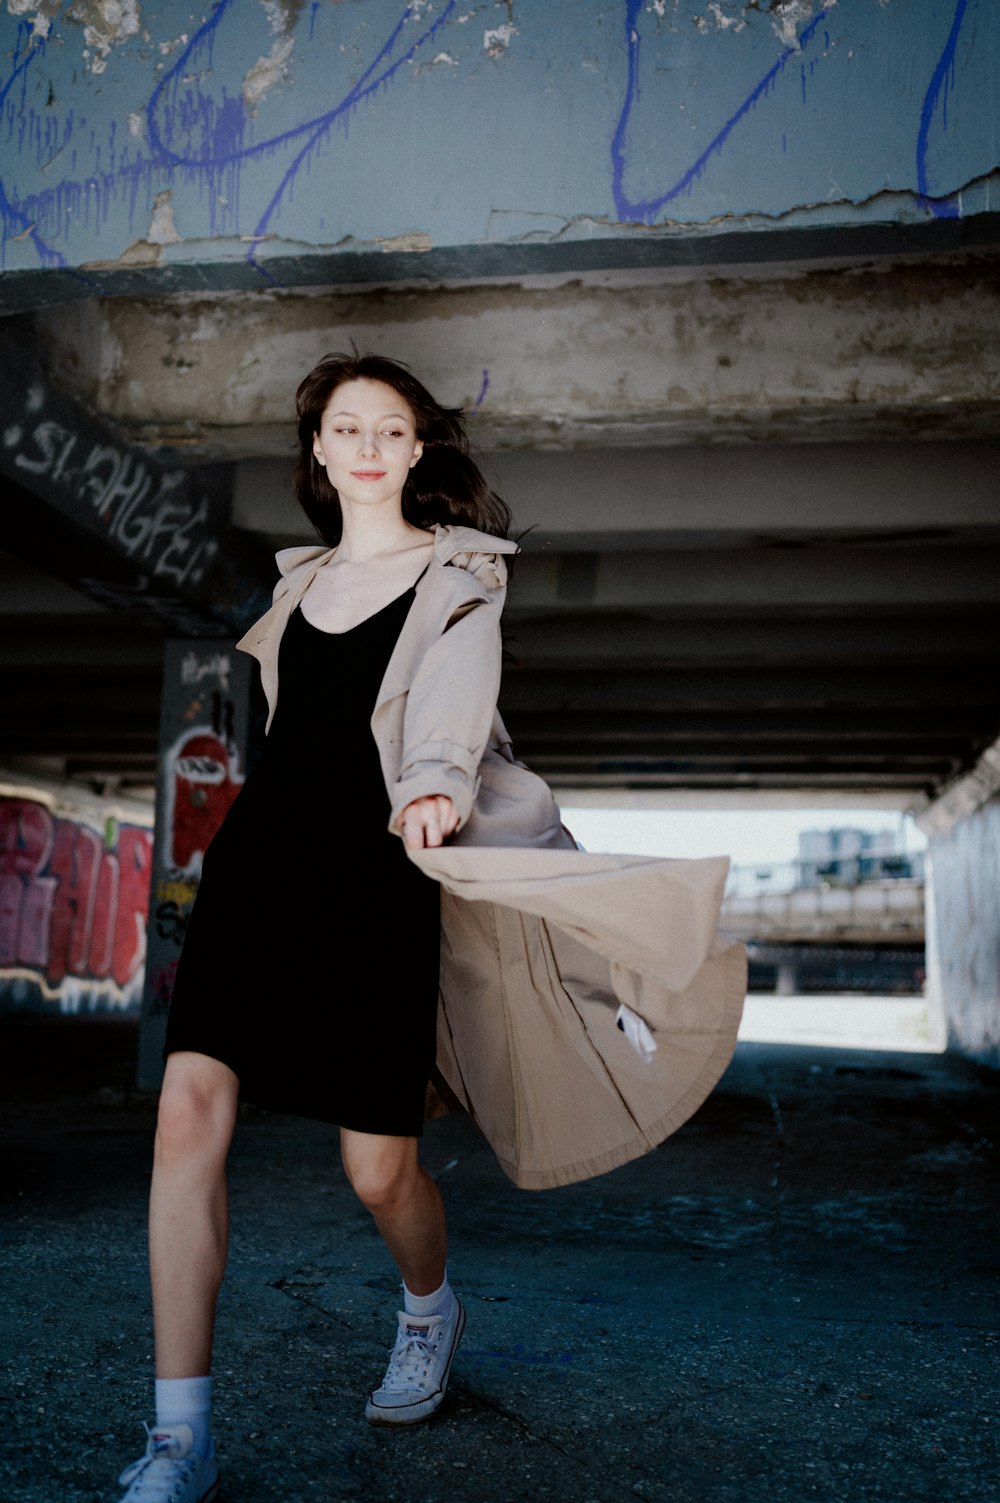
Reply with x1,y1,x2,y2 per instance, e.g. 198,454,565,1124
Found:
274,543,334,577
267,544,335,602
431,524,518,593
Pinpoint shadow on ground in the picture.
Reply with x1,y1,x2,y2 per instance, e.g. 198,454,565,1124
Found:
1,1016,997,1503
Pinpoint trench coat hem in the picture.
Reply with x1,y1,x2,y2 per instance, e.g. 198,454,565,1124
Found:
491,938,748,1190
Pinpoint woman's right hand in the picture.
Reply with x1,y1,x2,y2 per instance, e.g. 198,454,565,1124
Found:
398,795,459,851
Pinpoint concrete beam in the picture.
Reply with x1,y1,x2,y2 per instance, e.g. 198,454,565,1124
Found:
503,616,1000,668
536,766,948,792
31,255,1000,459
506,710,993,745
501,667,999,714
0,336,271,634
508,546,1000,612
232,437,1000,543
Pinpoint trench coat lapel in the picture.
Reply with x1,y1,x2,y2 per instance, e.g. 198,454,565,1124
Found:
234,546,333,727
372,561,486,719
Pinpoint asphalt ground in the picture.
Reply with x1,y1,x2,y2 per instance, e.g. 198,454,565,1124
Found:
1,1015,997,1503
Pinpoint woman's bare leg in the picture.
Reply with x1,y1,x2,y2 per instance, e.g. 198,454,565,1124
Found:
339,1129,447,1295
149,1052,240,1377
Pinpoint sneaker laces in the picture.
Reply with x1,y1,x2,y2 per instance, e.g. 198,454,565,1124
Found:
382,1319,444,1393
118,1424,200,1501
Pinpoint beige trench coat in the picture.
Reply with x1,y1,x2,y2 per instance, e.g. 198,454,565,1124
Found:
236,524,747,1189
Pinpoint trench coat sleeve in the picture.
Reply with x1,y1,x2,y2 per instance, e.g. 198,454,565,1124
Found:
388,597,502,832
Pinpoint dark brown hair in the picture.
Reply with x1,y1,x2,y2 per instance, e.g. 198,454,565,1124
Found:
294,351,511,545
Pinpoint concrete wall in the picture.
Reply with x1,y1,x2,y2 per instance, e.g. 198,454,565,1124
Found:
925,798,1000,1069
137,638,259,1089
0,779,153,1014
1,0,997,301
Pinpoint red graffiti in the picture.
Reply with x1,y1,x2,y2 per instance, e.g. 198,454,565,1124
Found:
169,730,243,871
0,798,153,991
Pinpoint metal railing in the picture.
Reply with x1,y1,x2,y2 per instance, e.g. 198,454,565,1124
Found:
721,872,925,944
725,851,925,898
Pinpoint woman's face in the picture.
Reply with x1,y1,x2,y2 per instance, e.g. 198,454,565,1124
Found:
312,378,423,512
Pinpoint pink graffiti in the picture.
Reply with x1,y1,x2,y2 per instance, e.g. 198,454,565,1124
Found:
0,798,153,990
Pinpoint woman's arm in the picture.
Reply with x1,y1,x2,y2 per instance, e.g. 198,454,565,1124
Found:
390,596,503,837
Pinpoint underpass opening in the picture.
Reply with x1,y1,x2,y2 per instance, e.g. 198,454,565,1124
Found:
555,789,941,1056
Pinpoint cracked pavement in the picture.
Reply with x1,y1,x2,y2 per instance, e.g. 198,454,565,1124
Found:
1,1017,997,1502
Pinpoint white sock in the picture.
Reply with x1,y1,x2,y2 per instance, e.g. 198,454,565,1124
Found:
403,1274,454,1322
155,1375,213,1459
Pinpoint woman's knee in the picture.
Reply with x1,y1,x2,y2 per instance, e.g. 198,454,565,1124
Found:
155,1052,239,1164
341,1133,419,1214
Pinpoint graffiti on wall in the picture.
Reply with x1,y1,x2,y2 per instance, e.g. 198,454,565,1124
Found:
611,0,971,224
0,796,154,1013
0,368,221,593
164,723,244,876
0,0,982,282
141,643,252,1035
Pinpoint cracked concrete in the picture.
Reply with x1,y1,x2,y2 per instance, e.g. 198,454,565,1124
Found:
1,1017,997,1502
29,252,1000,458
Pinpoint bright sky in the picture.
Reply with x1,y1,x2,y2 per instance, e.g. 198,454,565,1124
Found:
555,804,928,869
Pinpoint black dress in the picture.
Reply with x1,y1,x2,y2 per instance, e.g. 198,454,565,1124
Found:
163,588,442,1135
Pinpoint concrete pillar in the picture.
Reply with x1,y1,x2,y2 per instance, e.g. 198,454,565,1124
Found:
775,959,798,997
137,641,259,1090
923,798,1000,1070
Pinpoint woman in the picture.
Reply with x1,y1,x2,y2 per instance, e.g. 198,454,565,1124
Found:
116,352,746,1503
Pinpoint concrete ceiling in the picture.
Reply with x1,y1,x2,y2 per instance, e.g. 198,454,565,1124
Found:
2,250,999,799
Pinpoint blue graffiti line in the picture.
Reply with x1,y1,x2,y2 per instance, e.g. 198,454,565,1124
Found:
1,1,456,277
472,369,490,411
611,0,833,224
146,0,458,277
0,22,69,269
916,0,970,219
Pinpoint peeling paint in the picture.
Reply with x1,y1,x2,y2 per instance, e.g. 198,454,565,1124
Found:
242,34,295,110
706,2,746,34
157,31,188,56
484,22,516,57
259,0,306,36
84,238,162,268
67,0,142,76
147,190,180,245
692,0,830,45
375,230,432,252
6,0,60,39
770,0,831,51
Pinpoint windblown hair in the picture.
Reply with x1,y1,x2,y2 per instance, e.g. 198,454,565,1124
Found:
294,351,511,545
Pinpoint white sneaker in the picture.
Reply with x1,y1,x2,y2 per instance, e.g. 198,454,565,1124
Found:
365,1298,466,1425
116,1423,219,1503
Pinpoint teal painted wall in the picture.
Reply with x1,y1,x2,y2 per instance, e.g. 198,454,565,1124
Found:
1,0,997,293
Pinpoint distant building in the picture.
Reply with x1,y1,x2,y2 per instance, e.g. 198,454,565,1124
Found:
797,827,922,888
